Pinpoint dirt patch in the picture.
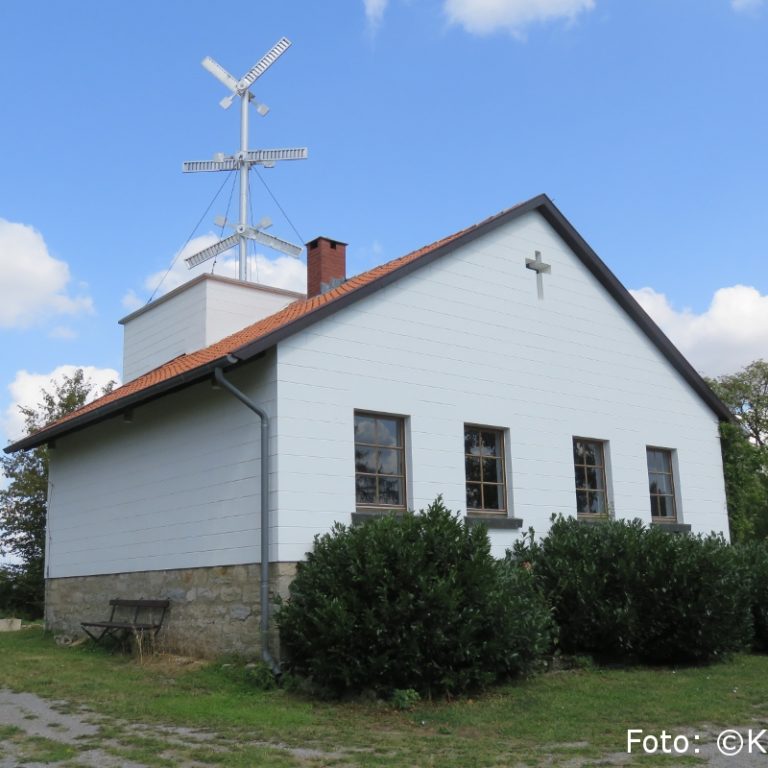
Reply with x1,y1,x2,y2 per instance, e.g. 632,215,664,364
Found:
0,689,351,766
0,690,98,743
133,653,209,676
0,689,148,767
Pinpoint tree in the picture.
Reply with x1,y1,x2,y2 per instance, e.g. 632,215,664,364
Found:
717,422,768,542
711,360,768,447
708,361,768,543
0,369,114,616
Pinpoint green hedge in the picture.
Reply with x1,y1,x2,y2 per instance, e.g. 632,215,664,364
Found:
512,516,753,664
277,498,553,697
736,541,768,651
0,564,43,620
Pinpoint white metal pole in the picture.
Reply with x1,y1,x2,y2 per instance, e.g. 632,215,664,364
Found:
238,91,249,281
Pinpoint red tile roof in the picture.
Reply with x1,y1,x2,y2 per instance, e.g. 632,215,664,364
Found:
6,192,732,453
23,203,522,441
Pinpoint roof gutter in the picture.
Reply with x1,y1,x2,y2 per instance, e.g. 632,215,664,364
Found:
213,364,280,676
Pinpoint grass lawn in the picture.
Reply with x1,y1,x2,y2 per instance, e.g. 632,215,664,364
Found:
1,627,767,767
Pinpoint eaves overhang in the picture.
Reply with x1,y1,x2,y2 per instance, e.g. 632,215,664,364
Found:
4,354,236,453
4,193,733,454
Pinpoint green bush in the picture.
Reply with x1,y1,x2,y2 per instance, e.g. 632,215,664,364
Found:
513,518,646,659
390,688,421,710
0,564,43,620
513,516,752,664
277,497,553,697
735,541,768,651
634,528,751,663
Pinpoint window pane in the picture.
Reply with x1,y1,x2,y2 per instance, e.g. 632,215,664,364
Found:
378,477,403,506
646,448,676,521
376,417,400,447
355,412,406,509
465,428,481,455
356,475,376,504
378,448,402,475
482,457,502,483
483,484,502,510
651,472,672,494
355,446,377,474
465,426,506,515
587,467,603,491
466,483,482,509
465,456,481,482
574,438,609,517
647,449,670,474
656,495,674,519
574,439,603,467
580,441,597,465
480,431,499,457
354,415,377,444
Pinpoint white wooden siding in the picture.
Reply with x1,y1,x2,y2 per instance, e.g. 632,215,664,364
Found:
46,354,277,578
274,211,728,560
205,279,298,346
48,209,728,579
122,280,207,383
121,277,300,382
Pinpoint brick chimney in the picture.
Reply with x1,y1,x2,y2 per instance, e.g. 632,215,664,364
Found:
307,237,347,298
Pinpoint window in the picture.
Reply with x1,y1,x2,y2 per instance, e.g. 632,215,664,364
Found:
573,438,608,517
354,412,406,508
647,448,677,522
465,426,506,513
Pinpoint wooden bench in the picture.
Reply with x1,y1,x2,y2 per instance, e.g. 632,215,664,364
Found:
81,598,169,645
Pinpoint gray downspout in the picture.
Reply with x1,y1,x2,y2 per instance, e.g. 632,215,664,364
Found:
213,364,280,675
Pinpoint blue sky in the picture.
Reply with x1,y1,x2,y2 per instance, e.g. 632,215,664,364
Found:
1,0,767,447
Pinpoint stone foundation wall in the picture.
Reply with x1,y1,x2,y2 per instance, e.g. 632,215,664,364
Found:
45,562,297,659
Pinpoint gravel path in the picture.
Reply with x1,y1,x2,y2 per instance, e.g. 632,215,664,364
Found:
0,688,766,767
0,689,184,767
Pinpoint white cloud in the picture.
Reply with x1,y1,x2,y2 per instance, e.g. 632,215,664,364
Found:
2,365,121,445
443,0,595,35
121,289,143,312
364,0,753,35
48,326,77,340
0,219,93,328
364,0,389,27
138,233,306,301
631,285,768,377
731,0,763,12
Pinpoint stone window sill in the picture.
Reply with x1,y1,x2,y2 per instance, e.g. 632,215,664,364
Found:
651,521,691,534
351,510,406,525
464,515,523,530
577,515,612,525
353,511,524,531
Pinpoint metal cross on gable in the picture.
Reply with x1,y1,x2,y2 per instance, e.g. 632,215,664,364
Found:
525,250,551,299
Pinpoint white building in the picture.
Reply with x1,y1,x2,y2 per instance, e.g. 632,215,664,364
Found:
6,194,732,658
